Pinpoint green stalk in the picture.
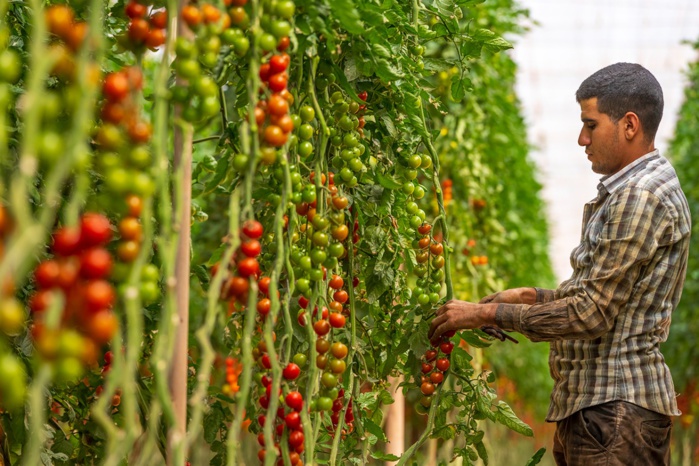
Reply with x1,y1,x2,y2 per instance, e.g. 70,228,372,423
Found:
21,365,51,466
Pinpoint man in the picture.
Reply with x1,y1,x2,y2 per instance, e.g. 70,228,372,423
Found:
428,63,691,466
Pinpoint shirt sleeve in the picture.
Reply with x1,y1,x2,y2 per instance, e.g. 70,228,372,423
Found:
495,187,669,342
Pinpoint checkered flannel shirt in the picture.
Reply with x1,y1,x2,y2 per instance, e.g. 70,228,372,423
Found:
495,150,691,421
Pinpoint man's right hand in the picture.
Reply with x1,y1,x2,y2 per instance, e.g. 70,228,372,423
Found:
479,287,537,305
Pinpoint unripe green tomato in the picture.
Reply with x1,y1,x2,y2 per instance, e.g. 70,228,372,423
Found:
339,167,353,182
407,154,422,169
348,158,363,172
232,153,249,172
259,33,277,52
339,115,354,131
311,248,328,265
293,353,307,367
349,101,360,114
316,76,328,90
275,0,296,19
199,52,219,69
331,157,344,170
328,242,345,258
410,215,423,229
171,85,190,102
402,182,414,195
420,395,432,408
331,135,343,146
430,282,442,294
55,356,84,385
357,144,366,156
97,153,121,172
417,293,430,305
288,134,298,149
312,215,329,230
323,256,338,269
221,28,241,45
193,76,218,97
413,185,426,199
299,256,312,271
404,169,418,180
0,299,25,336
140,281,160,305
270,20,291,39
340,149,354,161
132,172,155,196
416,209,426,221
431,269,445,282
302,185,316,203
331,91,344,103
141,264,160,282
321,372,338,388
347,176,358,188
104,167,131,193
317,396,333,411
40,92,62,121
299,141,314,158
175,37,197,58
296,278,310,293
129,146,152,169
429,292,440,304
309,268,324,282
233,37,250,57
300,105,315,122
290,171,302,185
406,202,419,215
421,153,433,169
412,286,424,298
313,231,329,247
174,58,201,79
38,131,64,164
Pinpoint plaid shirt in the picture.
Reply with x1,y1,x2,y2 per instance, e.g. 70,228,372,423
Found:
495,150,691,422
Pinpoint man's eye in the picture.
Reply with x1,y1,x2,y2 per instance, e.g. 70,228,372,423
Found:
587,124,596,130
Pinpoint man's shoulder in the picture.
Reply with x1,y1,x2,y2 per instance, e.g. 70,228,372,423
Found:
623,155,682,199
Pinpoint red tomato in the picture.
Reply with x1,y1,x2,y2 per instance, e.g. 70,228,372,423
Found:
256,298,271,316
313,319,330,336
267,73,289,92
421,363,433,374
288,430,304,448
52,226,82,256
425,349,437,362
430,371,444,384
259,63,271,82
417,223,432,235
264,124,287,147
439,341,454,355
83,280,115,313
226,276,248,298
333,290,348,304
282,362,300,380
149,10,168,28
241,239,261,257
29,289,54,314
86,310,118,344
80,248,113,279
241,220,263,239
125,1,147,18
421,382,435,396
267,94,289,117
358,91,368,101
128,18,150,44
285,391,303,411
258,276,271,296
284,411,301,430
80,213,112,247
329,312,345,328
329,274,344,290
277,36,290,52
328,300,342,312
237,257,259,278
269,54,290,74
436,358,450,372
34,260,61,289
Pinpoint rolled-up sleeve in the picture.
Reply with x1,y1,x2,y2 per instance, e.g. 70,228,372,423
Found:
495,187,669,342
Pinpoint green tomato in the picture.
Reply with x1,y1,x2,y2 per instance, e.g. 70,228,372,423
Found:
312,231,329,247
406,202,419,215
328,242,345,258
317,396,333,411
296,278,310,293
293,353,307,367
310,248,327,265
299,141,314,158
140,281,160,305
299,256,313,271
402,182,415,195
413,185,426,199
429,292,440,304
232,36,250,57
421,153,433,169
302,185,316,203
321,372,338,388
270,20,292,39
309,268,324,282
259,33,277,52
348,158,363,172
312,215,329,231
407,154,422,169
298,123,314,141
417,293,430,306
275,0,296,19
300,105,315,122
339,167,353,182
343,133,358,148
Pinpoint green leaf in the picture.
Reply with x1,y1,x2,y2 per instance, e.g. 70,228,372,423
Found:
362,417,387,442
459,329,492,348
375,171,402,190
475,440,489,465
202,154,230,195
494,401,533,436
370,451,400,461
204,407,224,443
451,76,467,101
433,423,457,440
471,28,513,53
329,0,364,34
525,447,547,465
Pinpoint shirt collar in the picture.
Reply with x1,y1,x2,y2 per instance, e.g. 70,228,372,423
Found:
598,149,660,195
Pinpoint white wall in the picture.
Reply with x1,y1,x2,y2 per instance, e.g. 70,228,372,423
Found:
512,0,699,282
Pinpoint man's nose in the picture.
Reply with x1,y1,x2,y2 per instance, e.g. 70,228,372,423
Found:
578,129,590,147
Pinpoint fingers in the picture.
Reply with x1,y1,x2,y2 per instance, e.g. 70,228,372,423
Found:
479,293,497,304
428,313,448,341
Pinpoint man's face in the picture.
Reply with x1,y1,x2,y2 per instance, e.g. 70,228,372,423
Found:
578,97,624,176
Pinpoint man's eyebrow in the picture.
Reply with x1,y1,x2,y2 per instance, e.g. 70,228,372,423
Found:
581,117,597,123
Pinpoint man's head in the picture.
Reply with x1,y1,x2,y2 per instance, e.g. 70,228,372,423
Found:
576,63,664,143
576,63,663,175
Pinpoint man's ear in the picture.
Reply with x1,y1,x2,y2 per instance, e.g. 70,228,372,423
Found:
622,112,642,141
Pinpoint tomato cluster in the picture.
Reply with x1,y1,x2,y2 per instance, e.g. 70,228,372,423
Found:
28,213,118,382
329,388,354,437
216,219,263,308
327,90,367,188
257,50,294,158
442,178,453,208
96,68,155,198
416,337,454,414
411,222,446,309
222,356,242,396
0,206,27,410
123,1,167,51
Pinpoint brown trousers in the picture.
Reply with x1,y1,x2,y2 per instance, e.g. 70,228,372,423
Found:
553,401,672,466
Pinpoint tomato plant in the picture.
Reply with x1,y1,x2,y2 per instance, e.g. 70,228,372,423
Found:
0,0,556,464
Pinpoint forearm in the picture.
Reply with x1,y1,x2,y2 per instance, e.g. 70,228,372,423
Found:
494,295,613,342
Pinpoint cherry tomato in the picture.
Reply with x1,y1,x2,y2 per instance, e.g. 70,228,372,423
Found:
241,219,262,240
258,276,271,296
430,371,444,384
436,357,450,372
285,411,301,430
269,54,290,74
313,319,330,336
283,362,300,380
439,341,454,355
241,239,262,257
34,260,61,289
430,243,444,255
358,91,368,101
333,290,348,304
267,94,289,117
181,5,202,28
420,382,435,396
84,280,115,313
329,274,344,290
52,226,82,256
288,430,304,448
316,338,330,354
329,312,345,328
128,18,150,43
421,363,433,374
86,310,118,344
237,257,259,278
417,223,432,235
117,240,140,262
80,248,113,279
80,213,112,247
330,342,348,359
285,391,303,411
329,359,346,374
425,349,437,362
125,1,147,18
150,10,168,28
256,298,271,316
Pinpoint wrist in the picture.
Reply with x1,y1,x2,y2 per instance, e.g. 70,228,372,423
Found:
480,303,498,326
520,287,537,305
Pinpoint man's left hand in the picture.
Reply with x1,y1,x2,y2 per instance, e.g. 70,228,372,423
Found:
428,300,498,343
